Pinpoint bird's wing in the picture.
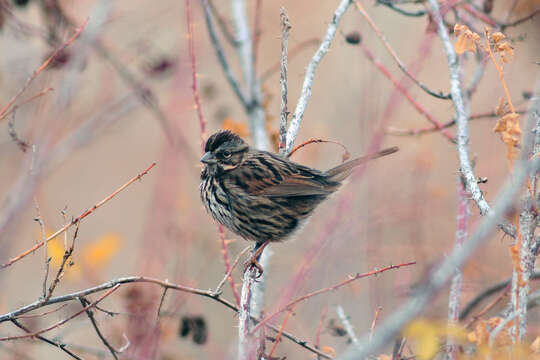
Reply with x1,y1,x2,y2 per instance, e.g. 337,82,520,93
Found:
234,153,336,197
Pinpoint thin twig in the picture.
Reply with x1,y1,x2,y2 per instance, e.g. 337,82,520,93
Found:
357,38,455,142
7,107,30,152
376,0,426,17
268,307,294,357
1,285,120,341
278,7,290,155
186,0,207,153
251,262,416,334
207,0,239,46
44,222,79,303
370,306,382,343
459,271,540,321
353,1,451,100
285,0,353,154
315,305,327,360
213,244,250,299
79,297,118,360
1,162,156,268
156,287,168,321
15,304,68,319
34,200,49,300
200,0,249,108
252,0,263,71
10,319,82,359
260,38,320,82
0,20,87,121
0,276,331,359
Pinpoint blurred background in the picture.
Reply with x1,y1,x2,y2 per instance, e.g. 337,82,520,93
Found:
0,0,539,358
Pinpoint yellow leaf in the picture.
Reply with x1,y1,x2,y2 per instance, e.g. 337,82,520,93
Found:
82,233,122,267
45,236,81,279
405,319,467,360
48,238,66,268
378,355,392,360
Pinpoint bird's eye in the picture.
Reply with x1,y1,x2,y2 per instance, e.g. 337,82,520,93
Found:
222,150,232,158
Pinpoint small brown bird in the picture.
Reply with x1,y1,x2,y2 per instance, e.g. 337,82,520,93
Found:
200,130,398,274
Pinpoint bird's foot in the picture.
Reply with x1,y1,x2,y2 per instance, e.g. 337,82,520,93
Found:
243,256,264,278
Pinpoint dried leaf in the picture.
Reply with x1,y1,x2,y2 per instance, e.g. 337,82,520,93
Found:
491,32,506,43
454,24,480,54
321,346,336,357
495,97,509,117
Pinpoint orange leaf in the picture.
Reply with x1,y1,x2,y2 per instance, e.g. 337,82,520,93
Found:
222,117,249,137
82,233,122,267
321,346,336,357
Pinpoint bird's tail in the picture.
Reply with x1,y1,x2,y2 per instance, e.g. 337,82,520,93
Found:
326,146,399,182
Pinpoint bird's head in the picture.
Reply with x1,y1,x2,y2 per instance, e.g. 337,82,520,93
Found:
201,130,249,176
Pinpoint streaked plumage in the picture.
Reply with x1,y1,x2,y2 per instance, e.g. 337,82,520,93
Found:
200,130,398,244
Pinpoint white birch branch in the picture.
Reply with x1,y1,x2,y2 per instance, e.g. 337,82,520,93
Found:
284,0,353,154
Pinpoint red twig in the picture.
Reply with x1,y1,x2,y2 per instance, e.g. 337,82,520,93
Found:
358,40,455,142
251,261,416,334
353,1,449,100
287,138,350,161
186,0,207,152
0,20,87,121
464,284,510,329
315,305,327,360
1,163,157,269
252,0,263,71
0,285,120,341
15,304,68,319
369,306,382,343
268,308,294,357
219,225,242,306
460,3,498,27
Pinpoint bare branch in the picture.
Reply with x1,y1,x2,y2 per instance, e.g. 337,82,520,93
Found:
278,7,291,155
79,297,118,360
0,19,87,121
0,276,331,359
337,305,360,345
1,286,120,341
200,0,249,108
10,319,82,360
337,64,540,360
1,162,156,268
251,262,416,334
186,0,207,152
446,180,470,360
285,0,353,154
353,0,451,100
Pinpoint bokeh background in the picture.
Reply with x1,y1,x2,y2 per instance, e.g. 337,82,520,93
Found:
0,0,539,358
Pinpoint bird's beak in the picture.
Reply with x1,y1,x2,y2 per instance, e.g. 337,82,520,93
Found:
201,152,217,164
